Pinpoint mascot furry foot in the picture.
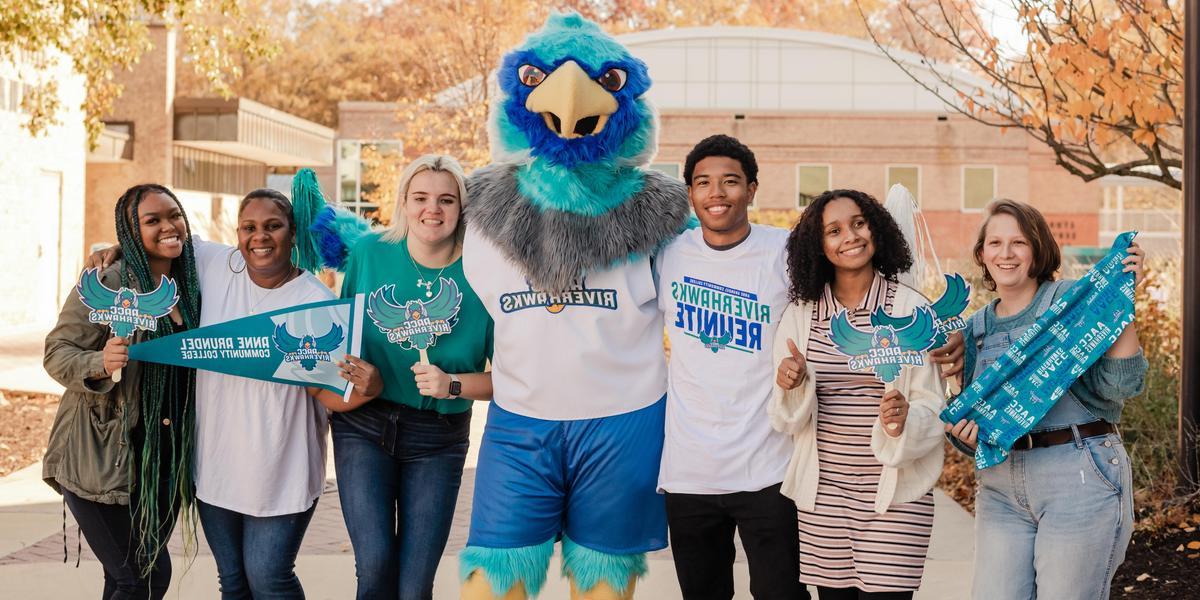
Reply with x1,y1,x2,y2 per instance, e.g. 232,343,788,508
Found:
456,11,689,600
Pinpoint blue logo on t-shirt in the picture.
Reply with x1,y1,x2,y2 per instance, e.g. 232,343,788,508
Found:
671,276,770,354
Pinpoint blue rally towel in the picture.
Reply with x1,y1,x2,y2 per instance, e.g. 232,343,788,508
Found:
940,231,1138,469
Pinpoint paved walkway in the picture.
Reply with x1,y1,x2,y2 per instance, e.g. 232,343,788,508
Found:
0,326,975,598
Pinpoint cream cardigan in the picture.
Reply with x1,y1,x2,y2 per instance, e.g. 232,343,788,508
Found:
769,282,946,514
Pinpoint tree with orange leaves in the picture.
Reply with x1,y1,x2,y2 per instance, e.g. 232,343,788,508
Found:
861,0,1183,189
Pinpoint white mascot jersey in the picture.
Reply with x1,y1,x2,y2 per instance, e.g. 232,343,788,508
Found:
463,224,667,421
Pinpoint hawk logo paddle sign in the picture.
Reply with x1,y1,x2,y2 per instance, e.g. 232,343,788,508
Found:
76,268,179,338
367,277,463,350
827,305,939,384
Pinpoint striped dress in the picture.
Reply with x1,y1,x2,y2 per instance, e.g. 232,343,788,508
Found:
798,274,935,592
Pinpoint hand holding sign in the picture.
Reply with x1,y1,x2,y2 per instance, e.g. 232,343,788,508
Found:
879,389,909,436
926,274,972,395
339,354,382,399
776,338,807,390
101,335,129,376
76,268,179,383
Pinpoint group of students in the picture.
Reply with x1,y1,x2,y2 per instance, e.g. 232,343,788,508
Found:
41,133,1146,600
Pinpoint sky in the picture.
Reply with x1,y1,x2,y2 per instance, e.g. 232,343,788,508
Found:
976,0,1029,55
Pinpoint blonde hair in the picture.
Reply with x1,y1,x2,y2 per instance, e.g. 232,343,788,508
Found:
381,154,470,251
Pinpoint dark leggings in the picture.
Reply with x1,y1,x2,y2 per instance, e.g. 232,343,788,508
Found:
63,489,177,600
816,588,914,600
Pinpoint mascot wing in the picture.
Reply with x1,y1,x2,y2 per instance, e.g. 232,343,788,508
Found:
76,268,119,312
931,273,971,320
869,306,913,330
272,322,302,353
314,323,345,352
896,306,938,353
829,311,875,358
426,278,463,325
137,275,179,318
367,285,410,331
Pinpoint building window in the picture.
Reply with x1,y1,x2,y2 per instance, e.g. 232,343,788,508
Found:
337,140,403,220
649,163,682,180
887,166,920,204
963,166,996,211
796,165,830,208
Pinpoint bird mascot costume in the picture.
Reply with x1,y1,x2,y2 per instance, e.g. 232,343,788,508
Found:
299,11,690,599
456,12,689,599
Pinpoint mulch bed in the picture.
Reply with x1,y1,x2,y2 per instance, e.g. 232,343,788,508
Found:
1112,519,1200,599
0,390,59,477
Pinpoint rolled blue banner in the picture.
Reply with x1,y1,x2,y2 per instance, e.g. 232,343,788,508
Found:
940,232,1138,469
129,294,365,398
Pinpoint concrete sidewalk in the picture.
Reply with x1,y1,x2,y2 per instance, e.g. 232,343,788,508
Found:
0,324,62,396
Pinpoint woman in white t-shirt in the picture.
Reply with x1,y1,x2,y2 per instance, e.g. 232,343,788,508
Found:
91,189,383,597
187,189,380,598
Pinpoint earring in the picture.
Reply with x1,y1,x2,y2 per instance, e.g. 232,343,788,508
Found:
227,249,246,274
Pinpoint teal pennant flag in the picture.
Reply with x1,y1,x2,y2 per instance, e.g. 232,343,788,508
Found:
129,294,365,399
941,232,1138,469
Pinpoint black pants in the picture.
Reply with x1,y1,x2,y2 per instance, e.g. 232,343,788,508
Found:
63,489,177,600
665,482,809,600
816,588,913,600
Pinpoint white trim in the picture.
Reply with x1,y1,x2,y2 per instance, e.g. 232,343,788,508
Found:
795,163,832,210
885,164,921,206
960,165,997,212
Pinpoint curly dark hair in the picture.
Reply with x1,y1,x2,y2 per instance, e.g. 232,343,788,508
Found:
683,134,757,185
785,189,914,303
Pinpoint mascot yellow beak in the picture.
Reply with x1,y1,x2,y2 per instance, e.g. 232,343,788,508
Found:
525,61,617,139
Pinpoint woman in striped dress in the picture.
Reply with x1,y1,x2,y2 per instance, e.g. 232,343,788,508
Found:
769,189,948,600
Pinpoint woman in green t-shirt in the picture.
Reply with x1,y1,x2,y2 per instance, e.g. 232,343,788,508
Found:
333,154,494,599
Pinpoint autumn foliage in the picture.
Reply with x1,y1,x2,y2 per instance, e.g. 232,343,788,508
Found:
865,0,1184,189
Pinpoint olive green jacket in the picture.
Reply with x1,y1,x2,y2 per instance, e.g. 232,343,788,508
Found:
42,261,146,505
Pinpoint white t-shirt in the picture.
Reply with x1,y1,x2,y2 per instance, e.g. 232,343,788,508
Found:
192,241,331,517
463,225,667,420
656,225,794,494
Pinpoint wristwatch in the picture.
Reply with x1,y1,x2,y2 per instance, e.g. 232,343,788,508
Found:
448,374,462,398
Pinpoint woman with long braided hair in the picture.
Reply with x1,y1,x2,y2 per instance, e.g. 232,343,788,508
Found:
43,183,202,599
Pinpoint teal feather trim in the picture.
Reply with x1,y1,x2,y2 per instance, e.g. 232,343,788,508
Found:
311,206,372,271
515,161,645,217
459,539,555,597
560,536,647,596
291,169,328,273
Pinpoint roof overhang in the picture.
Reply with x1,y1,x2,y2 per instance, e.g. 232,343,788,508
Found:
173,97,335,167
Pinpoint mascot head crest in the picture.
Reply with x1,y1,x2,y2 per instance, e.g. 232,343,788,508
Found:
490,11,657,169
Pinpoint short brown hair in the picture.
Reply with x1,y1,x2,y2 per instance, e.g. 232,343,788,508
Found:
973,198,1060,291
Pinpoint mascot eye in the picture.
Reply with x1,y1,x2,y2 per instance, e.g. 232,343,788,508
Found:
597,68,627,92
518,64,546,87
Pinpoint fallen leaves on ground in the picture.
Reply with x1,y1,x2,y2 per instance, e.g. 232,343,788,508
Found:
0,390,59,477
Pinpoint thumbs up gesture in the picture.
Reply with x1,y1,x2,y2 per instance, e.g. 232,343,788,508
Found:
776,338,807,390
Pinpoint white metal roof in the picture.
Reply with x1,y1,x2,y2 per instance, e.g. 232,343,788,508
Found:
620,27,988,112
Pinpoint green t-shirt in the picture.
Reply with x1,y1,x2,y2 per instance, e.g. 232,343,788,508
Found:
340,232,493,414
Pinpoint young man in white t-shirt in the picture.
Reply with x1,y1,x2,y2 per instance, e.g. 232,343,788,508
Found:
656,135,810,600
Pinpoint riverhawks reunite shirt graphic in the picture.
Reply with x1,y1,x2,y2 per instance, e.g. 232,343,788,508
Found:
671,276,770,354
655,225,794,495
76,268,180,338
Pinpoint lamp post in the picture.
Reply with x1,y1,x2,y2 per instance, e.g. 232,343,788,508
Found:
1181,0,1198,490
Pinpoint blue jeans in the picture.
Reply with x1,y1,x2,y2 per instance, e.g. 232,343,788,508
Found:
197,499,317,599
331,401,470,600
970,314,1133,600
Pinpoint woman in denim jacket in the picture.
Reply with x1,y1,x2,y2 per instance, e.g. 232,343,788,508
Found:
946,199,1147,600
